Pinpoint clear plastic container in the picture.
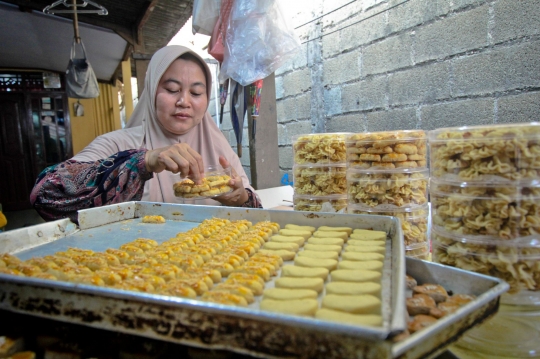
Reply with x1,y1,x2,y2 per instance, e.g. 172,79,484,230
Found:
432,227,540,302
430,178,540,241
347,205,429,247
345,130,427,170
292,133,350,165
428,122,540,182
346,168,429,209
293,164,347,196
452,304,540,357
173,165,233,199
406,241,430,260
293,194,348,213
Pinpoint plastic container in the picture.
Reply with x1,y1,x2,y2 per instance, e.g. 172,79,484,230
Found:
293,164,347,196
452,303,540,357
173,165,233,199
406,242,430,260
428,122,540,182
293,194,348,213
347,205,429,247
430,178,540,241
292,133,350,165
431,227,540,304
346,168,429,209
345,130,427,170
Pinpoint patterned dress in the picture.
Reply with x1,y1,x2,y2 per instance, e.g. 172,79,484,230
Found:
31,149,262,223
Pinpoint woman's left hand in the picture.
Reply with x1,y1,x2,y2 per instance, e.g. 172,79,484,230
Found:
214,156,249,207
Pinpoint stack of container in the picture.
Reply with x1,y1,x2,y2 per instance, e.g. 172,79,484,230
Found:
344,130,430,259
292,133,350,213
428,122,540,356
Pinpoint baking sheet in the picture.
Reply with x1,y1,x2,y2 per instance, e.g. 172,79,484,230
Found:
0,201,405,359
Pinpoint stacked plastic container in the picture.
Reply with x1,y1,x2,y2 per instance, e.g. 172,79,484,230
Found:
344,130,430,259
292,133,350,213
428,123,540,356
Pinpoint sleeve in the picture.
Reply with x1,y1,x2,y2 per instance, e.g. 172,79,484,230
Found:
30,149,153,223
241,188,263,208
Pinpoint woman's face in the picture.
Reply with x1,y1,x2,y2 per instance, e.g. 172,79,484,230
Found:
155,58,208,135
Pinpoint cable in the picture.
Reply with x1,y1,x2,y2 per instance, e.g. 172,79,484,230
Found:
300,0,411,44
294,0,357,29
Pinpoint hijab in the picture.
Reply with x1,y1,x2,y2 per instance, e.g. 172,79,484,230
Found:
73,45,253,205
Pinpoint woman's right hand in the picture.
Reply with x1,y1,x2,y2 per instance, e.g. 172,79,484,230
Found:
144,143,204,183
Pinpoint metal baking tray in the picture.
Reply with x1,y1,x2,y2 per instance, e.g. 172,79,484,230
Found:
392,257,509,359
0,201,405,359
0,202,508,358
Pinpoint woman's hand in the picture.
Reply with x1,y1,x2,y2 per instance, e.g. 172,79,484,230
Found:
145,143,204,183
214,156,249,207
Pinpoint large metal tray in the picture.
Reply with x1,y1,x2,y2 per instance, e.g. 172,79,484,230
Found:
0,202,508,358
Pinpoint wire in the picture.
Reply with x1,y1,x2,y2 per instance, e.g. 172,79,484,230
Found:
300,0,411,44
294,0,357,29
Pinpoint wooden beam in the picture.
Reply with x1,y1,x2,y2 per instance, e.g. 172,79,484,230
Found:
135,0,159,49
247,73,281,190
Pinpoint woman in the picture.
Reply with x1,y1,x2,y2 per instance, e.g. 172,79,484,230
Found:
31,45,262,223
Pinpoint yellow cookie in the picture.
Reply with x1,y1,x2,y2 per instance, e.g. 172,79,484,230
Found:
341,252,385,261
294,256,338,271
278,229,312,240
304,244,342,253
331,269,382,282
263,288,318,301
325,281,381,296
285,224,316,233
257,249,296,261
317,226,353,235
347,239,385,247
322,294,381,314
141,215,166,224
298,250,339,260
263,242,300,252
315,308,382,326
281,265,329,280
307,237,344,246
275,277,324,293
312,231,348,240
260,298,318,316
270,235,305,246
344,246,386,254
350,230,386,241
337,260,383,271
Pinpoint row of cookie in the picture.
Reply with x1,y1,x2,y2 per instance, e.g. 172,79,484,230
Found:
0,219,283,301
260,227,388,326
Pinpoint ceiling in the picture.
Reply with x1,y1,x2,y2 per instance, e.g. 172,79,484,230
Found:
0,0,194,82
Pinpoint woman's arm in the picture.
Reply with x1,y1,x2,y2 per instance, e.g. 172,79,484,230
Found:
30,149,153,223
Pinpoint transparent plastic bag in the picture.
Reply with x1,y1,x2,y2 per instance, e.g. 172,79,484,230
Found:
219,0,301,86
192,0,220,36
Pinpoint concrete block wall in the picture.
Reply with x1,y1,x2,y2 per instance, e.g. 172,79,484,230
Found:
273,0,540,178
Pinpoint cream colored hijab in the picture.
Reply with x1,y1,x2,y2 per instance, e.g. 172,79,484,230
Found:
73,45,253,205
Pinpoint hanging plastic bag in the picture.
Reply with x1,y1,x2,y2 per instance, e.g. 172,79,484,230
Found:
192,0,221,36
208,0,234,63
219,0,301,86
65,38,100,99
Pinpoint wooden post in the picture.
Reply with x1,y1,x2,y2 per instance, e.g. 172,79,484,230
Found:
72,0,80,43
247,73,280,190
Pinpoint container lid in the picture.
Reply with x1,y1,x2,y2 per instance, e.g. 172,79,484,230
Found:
428,122,540,142
292,132,352,142
347,204,429,218
346,130,426,143
293,163,348,170
294,194,348,201
431,226,540,249
347,167,429,177
430,177,540,199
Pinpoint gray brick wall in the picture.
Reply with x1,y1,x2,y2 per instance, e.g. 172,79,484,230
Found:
219,0,540,177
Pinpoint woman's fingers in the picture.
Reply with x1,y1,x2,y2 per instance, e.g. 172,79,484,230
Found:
145,144,204,182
